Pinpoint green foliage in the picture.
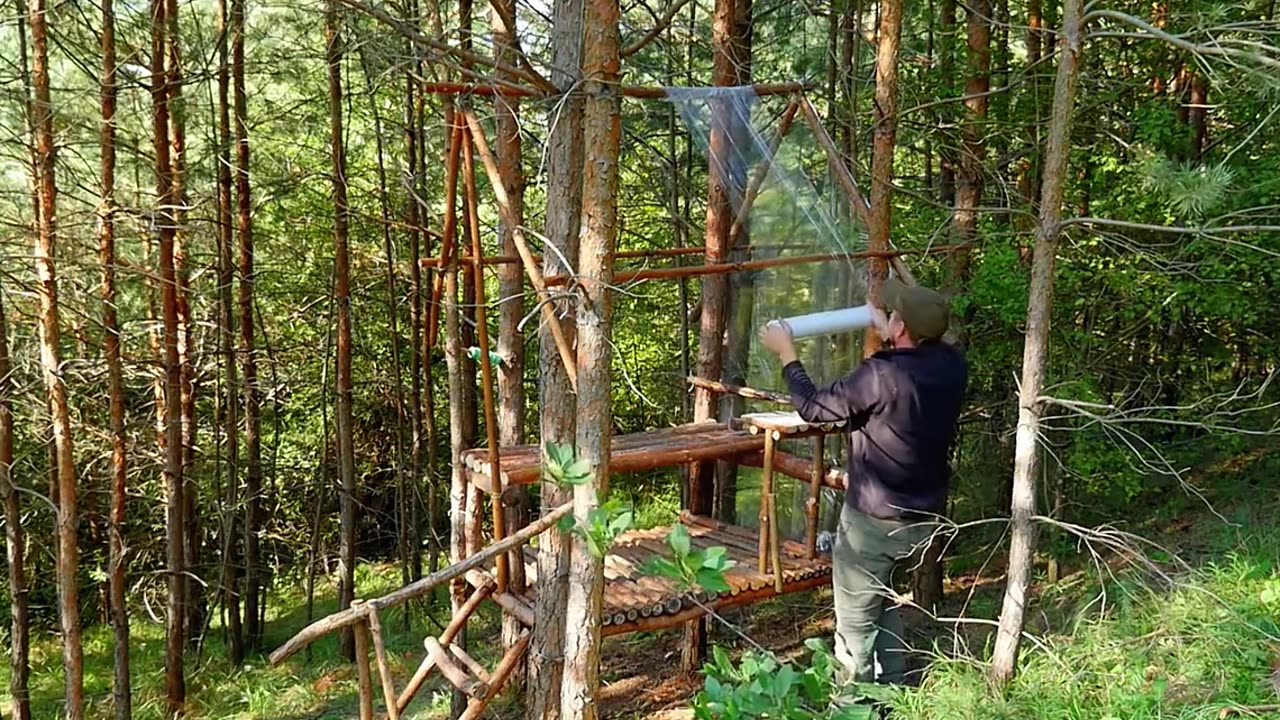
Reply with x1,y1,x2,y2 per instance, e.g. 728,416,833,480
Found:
692,640,887,720
557,496,636,559
1139,151,1235,219
641,524,737,594
544,442,594,487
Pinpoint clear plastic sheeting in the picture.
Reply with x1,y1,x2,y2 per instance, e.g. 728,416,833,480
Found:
666,85,870,535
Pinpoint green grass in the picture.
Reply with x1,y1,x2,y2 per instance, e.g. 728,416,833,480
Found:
0,562,495,719
889,503,1280,720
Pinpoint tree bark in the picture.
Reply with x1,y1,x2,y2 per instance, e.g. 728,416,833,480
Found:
938,0,957,204
530,0,584,711
714,0,753,527
1,291,31,720
149,0,186,709
404,0,426,584
232,0,265,652
1188,73,1208,160
29,2,84,715
327,0,359,662
98,0,132,711
950,0,989,281
559,0,620,714
864,0,902,352
1018,0,1044,213
491,0,530,692
164,0,203,649
217,0,244,665
990,0,1084,686
684,0,738,671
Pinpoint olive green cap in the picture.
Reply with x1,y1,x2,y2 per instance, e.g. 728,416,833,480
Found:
882,277,950,341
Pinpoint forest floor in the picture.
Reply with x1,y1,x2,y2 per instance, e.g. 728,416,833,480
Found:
4,448,1278,719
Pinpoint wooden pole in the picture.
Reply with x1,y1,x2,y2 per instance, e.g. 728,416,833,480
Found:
460,110,578,392
395,582,494,713
427,121,463,350
458,632,532,720
415,80,805,98
545,246,962,286
757,432,775,573
365,609,399,720
269,501,572,665
351,606,375,720
805,436,824,557
461,125,509,591
685,376,791,404
768,491,784,593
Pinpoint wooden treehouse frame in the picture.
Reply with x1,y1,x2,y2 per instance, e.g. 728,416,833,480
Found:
270,82,954,719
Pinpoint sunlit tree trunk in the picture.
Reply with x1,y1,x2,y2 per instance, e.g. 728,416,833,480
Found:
685,0,738,671
991,0,1084,685
29,2,84,715
326,0,359,662
216,0,244,665
559,0,620,714
865,0,902,351
98,0,132,711
530,0,584,712
490,0,530,690
149,0,186,710
404,0,426,584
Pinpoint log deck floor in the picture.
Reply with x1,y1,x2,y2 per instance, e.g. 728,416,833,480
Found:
496,512,831,636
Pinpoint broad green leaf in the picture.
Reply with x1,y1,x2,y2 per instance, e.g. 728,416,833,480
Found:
668,523,692,557
695,568,731,594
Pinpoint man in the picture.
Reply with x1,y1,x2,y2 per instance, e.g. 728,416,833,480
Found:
759,277,967,687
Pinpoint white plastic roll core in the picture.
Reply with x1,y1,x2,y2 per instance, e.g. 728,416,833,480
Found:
768,304,874,339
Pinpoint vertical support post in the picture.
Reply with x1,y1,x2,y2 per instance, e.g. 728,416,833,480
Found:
757,431,775,573
461,123,509,592
351,603,375,720
806,435,824,558
768,492,783,593
366,609,400,720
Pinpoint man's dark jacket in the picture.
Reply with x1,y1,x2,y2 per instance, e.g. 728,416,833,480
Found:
782,342,968,520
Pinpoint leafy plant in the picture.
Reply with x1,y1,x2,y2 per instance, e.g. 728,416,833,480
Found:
693,640,883,720
544,442,593,486
556,496,635,559
641,524,737,594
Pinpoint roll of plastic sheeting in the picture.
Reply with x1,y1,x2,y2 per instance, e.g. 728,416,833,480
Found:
768,304,874,338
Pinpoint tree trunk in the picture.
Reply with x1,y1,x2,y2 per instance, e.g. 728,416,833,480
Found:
327,0,359,662
530,0,583,711
684,0,738,671
232,0,264,653
29,2,84,715
865,0,902,351
441,116,473,719
950,0,989,281
990,0,1083,686
1188,73,1208,160
1,291,31,720
164,0,203,649
217,0,244,666
713,0,753,527
938,0,957,205
404,0,426,584
491,0,530,693
149,0,186,709
1018,0,1044,213
98,0,132,711
560,0,620,714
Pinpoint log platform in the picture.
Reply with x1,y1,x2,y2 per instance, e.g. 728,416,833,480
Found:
503,512,831,635
462,421,766,491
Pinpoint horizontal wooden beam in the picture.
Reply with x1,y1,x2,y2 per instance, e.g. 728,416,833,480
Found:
417,81,807,99
543,246,964,287
685,376,791,405
739,448,847,490
601,573,829,636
